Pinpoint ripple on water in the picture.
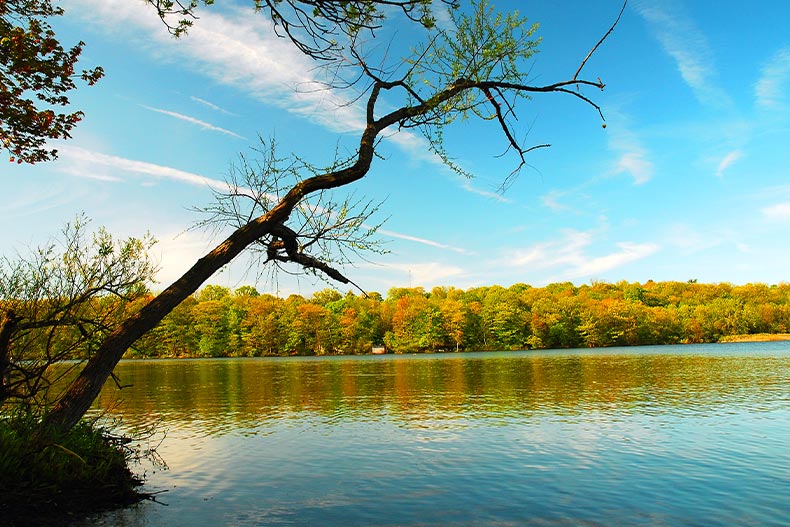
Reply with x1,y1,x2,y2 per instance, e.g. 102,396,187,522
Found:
80,346,790,527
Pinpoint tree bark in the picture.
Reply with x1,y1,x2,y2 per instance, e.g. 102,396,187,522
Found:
0,309,20,403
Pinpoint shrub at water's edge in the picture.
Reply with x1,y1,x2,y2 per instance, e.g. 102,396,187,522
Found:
0,413,148,525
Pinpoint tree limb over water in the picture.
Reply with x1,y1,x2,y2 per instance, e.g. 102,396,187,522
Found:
33,0,626,439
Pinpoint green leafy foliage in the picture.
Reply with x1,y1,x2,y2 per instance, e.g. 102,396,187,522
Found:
0,0,104,164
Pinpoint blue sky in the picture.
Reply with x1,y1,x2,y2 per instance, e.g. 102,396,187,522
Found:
3,0,790,296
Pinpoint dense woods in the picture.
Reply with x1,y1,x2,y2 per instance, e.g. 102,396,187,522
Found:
113,281,790,357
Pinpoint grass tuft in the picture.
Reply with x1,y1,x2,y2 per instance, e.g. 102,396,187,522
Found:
0,411,149,526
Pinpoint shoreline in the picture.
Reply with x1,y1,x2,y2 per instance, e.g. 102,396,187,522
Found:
718,333,790,343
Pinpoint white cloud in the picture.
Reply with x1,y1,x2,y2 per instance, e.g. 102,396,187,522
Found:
153,229,216,285
635,1,731,109
541,190,571,212
59,146,231,191
190,96,236,115
141,105,245,139
385,129,511,202
715,150,742,178
663,223,726,253
762,202,790,221
59,145,476,268
69,0,366,133
571,242,659,278
69,0,509,201
755,47,790,109
614,152,653,185
607,111,654,184
504,229,658,280
378,229,471,254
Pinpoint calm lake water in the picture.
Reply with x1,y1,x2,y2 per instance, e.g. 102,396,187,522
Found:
80,342,790,526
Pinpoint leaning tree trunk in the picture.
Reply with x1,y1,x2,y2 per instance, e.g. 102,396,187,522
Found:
36,126,380,441
0,310,20,403
36,45,612,438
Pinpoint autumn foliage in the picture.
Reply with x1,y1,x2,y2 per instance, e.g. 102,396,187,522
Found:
120,281,790,358
0,0,103,164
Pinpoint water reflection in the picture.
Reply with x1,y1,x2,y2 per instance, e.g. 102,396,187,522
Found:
79,343,790,527
95,343,790,434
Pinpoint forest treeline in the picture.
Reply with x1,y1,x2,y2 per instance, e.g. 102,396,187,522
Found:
117,280,790,357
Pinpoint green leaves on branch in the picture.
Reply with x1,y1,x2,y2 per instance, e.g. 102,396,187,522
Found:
408,2,539,109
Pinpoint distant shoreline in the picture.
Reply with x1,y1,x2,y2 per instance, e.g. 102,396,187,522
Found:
719,333,790,343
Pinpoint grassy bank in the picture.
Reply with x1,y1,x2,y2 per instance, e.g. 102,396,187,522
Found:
0,414,148,526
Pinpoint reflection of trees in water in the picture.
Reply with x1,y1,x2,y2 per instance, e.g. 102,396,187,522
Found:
94,350,790,431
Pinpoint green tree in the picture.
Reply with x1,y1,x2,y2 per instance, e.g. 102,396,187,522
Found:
192,299,230,357
242,294,288,356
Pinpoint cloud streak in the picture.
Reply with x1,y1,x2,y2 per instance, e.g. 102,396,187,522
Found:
635,1,731,109
379,229,472,254
715,150,742,178
606,111,654,184
59,146,231,191
141,105,246,139
190,96,236,115
755,47,790,109
68,0,525,202
70,0,366,133
58,146,471,259
762,202,790,221
377,261,467,287
504,229,659,281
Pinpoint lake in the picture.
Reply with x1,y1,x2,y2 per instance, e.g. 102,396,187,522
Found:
80,342,790,526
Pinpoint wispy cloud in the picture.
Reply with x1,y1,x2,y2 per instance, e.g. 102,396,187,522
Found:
141,105,246,139
755,47,790,109
59,146,231,191
503,229,659,280
541,190,571,212
59,146,472,258
379,229,472,254
570,242,659,278
69,1,508,201
70,0,366,133
607,111,654,184
614,152,653,185
385,129,511,202
190,96,236,115
635,1,731,109
761,202,790,221
663,223,722,253
715,150,742,178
